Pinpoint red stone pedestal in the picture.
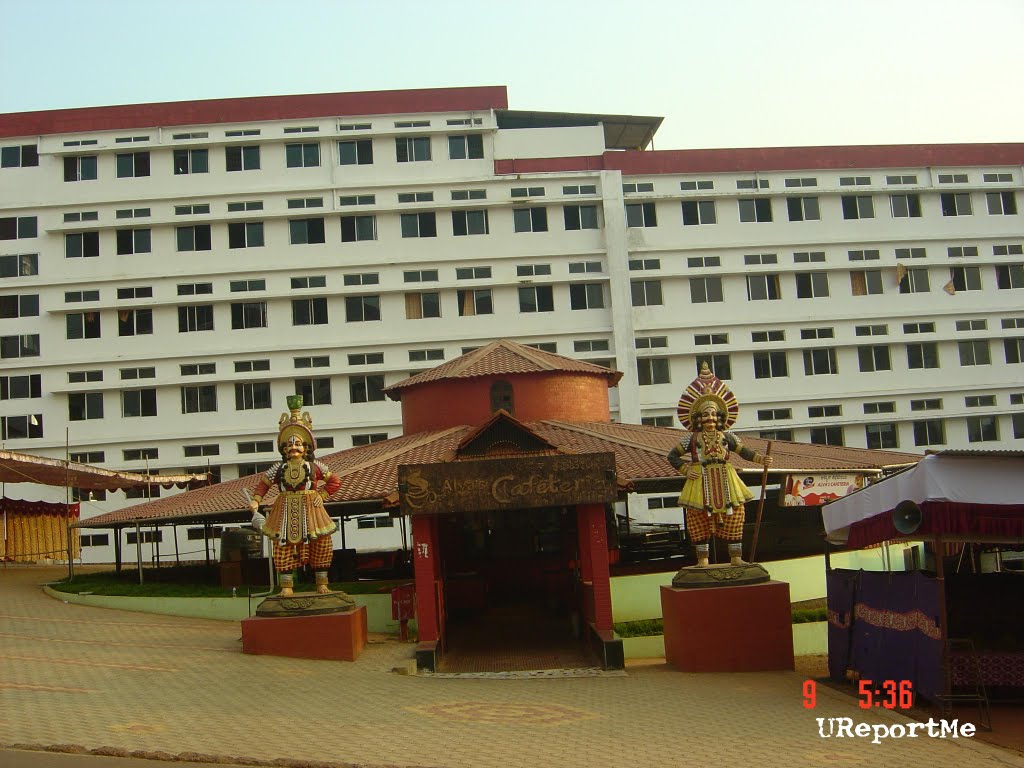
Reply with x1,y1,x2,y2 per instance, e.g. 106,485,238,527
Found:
661,581,793,672
241,606,367,661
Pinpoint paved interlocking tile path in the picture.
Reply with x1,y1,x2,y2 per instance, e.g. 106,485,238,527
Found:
1,566,1021,768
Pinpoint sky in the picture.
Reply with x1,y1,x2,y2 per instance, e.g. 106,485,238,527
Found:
1,0,1022,150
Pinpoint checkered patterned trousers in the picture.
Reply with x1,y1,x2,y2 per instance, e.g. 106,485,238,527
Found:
272,534,333,572
685,505,745,543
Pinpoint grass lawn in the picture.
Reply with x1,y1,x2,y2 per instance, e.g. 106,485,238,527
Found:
49,564,410,598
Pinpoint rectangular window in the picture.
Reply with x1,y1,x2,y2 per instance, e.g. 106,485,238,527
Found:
347,353,383,366
803,348,838,375
941,192,972,216
809,426,845,446
345,296,381,322
699,354,731,380
564,204,599,230
751,330,785,342
0,216,37,240
68,392,103,421
66,312,101,340
625,202,658,227
295,377,331,406
746,274,781,301
400,212,437,238
122,389,157,417
967,415,998,443
0,253,38,278
757,408,792,421
64,155,97,181
1004,337,1024,364
340,215,377,242
569,283,604,310
180,385,217,414
285,143,320,168
637,358,670,386
689,276,723,304
396,137,431,162
0,373,40,400
848,249,881,261
518,285,554,313
865,423,898,449
738,198,773,223
457,289,492,316
987,191,1018,215
338,139,373,165
65,231,100,258
178,305,214,332
913,419,946,447
795,272,830,299
286,217,325,245
906,341,939,369
225,145,260,171
857,345,891,372
630,280,663,306
350,374,385,403
0,294,38,318
1,144,38,168
1,414,43,440
116,152,150,178
996,264,1024,289
842,195,874,219
118,308,153,336
176,225,212,252
115,228,151,255
292,297,328,326
452,209,489,236
889,194,922,218
958,339,991,366
681,200,717,225
0,334,39,358
753,351,788,379
850,270,883,296
235,382,272,410
513,207,548,233
448,134,484,160
787,197,820,221
230,302,267,329
228,221,264,249
173,148,208,175
405,292,441,319
950,265,982,292
294,355,330,369
899,267,930,294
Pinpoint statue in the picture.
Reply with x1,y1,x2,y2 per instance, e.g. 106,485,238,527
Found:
248,396,340,596
667,363,772,568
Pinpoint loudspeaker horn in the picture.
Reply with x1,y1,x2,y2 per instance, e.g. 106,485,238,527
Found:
892,500,923,534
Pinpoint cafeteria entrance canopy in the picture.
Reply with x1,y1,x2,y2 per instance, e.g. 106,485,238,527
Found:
0,448,210,492
823,451,1024,549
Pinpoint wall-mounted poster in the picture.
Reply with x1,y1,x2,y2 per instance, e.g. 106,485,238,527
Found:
781,473,864,507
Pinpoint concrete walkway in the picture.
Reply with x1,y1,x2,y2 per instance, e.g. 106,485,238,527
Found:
1,565,1021,768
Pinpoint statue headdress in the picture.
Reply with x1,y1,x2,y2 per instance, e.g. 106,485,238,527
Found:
677,362,739,430
277,395,316,456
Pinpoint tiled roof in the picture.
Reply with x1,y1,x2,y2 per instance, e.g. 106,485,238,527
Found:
385,340,622,397
0,449,208,492
78,418,921,529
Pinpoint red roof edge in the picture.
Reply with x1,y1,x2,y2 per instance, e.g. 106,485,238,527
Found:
493,143,1024,177
0,86,509,139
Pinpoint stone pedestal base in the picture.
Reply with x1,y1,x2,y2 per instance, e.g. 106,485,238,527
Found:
660,580,793,672
241,605,367,661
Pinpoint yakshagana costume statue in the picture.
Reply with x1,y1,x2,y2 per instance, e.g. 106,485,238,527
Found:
667,363,771,567
248,396,340,596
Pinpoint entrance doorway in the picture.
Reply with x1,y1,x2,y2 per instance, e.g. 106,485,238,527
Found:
437,507,596,672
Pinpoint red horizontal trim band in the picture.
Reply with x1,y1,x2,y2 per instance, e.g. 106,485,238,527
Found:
494,143,1024,176
0,86,509,139
846,499,1024,549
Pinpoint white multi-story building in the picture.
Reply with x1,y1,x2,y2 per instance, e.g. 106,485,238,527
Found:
1,86,1022,563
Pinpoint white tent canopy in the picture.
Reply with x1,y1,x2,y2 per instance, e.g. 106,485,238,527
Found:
823,452,1024,544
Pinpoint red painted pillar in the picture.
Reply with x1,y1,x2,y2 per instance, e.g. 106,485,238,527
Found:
578,503,613,632
412,515,440,642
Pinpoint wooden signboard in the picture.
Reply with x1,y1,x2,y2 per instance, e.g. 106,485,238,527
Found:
398,452,618,516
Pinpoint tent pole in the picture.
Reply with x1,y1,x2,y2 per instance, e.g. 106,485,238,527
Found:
173,524,180,565
114,529,122,574
935,536,950,702
136,523,143,584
